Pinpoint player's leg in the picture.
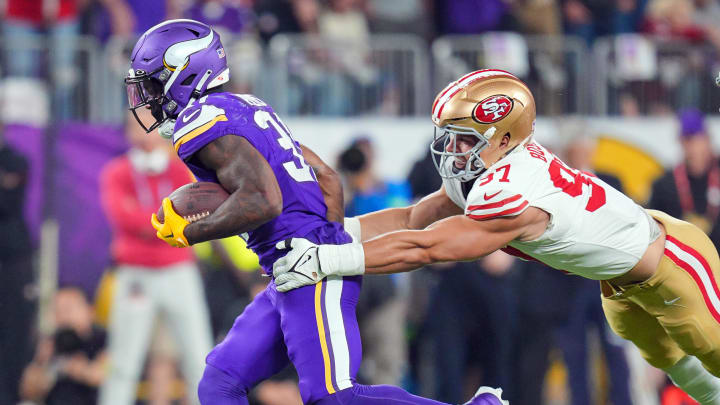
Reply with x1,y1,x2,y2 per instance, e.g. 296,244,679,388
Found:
159,262,214,405
601,281,686,368
99,267,158,405
601,281,720,404
198,283,290,405
277,275,504,405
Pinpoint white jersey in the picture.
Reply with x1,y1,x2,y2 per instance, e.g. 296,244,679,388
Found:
443,141,660,280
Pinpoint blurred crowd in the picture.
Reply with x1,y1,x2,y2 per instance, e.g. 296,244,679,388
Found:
4,0,717,45
4,0,720,119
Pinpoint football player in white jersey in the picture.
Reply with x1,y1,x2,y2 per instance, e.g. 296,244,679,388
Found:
273,69,720,404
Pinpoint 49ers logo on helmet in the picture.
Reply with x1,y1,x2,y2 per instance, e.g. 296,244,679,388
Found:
472,95,513,124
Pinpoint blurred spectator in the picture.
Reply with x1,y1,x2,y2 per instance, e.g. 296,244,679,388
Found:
512,0,562,35
254,0,317,41
642,0,706,42
0,128,35,405
338,138,410,386
364,0,432,39
552,134,633,405
319,0,383,114
185,0,256,38
97,109,213,405
407,147,443,200
564,0,648,45
648,108,720,246
194,237,262,338
184,0,263,96
693,0,720,26
424,255,518,403
508,259,573,405
98,0,183,37
20,287,107,405
339,138,412,213
1,0,81,119
434,0,515,34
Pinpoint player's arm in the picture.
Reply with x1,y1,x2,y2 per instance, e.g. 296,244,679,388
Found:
354,185,463,241
359,213,525,274
273,211,533,290
182,135,283,245
299,144,344,224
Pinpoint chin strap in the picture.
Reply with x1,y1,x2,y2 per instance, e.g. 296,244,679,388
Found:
157,69,214,140
158,119,176,139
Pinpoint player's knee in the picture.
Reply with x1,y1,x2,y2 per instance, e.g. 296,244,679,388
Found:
198,364,248,404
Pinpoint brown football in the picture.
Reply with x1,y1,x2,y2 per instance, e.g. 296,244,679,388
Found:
157,182,230,223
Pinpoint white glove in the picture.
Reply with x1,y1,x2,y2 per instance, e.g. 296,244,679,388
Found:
272,238,365,292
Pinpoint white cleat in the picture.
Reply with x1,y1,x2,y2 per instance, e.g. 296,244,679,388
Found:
466,386,509,405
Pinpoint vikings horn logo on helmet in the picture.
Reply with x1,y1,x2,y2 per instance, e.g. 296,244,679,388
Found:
473,95,514,124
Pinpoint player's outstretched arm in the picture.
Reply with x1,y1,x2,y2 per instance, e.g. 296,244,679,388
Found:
299,144,344,224
354,186,463,241
183,135,283,244
272,210,539,291
360,214,524,274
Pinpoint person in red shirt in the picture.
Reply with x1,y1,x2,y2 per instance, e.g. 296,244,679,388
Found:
98,108,212,405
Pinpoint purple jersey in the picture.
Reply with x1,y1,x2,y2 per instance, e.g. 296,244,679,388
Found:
172,92,350,273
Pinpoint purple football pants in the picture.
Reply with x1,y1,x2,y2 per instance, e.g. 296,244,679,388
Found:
198,276,453,404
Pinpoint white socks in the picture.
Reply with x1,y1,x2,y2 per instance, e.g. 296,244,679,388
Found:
664,356,720,405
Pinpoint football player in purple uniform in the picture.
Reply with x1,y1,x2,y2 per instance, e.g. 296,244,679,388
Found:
125,19,506,405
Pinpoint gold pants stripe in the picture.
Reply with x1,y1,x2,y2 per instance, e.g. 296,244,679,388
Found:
601,210,720,376
665,235,720,324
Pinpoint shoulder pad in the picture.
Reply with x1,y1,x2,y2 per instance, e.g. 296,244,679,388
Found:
173,100,229,148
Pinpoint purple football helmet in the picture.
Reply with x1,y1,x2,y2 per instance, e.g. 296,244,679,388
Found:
125,19,230,135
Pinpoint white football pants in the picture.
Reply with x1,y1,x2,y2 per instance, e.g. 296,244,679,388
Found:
99,261,213,405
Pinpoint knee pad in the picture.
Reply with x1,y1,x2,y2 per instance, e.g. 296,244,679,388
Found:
198,364,248,405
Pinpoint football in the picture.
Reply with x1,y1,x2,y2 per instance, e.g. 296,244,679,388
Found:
156,182,230,223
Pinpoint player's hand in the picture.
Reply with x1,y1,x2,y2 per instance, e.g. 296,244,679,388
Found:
151,198,190,248
273,238,366,292
273,238,326,292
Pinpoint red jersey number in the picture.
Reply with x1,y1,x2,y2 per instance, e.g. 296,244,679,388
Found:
548,157,606,212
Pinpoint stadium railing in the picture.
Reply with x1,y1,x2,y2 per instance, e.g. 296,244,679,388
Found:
4,33,720,122
267,33,431,117
431,34,591,116
593,34,720,116
0,34,101,123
